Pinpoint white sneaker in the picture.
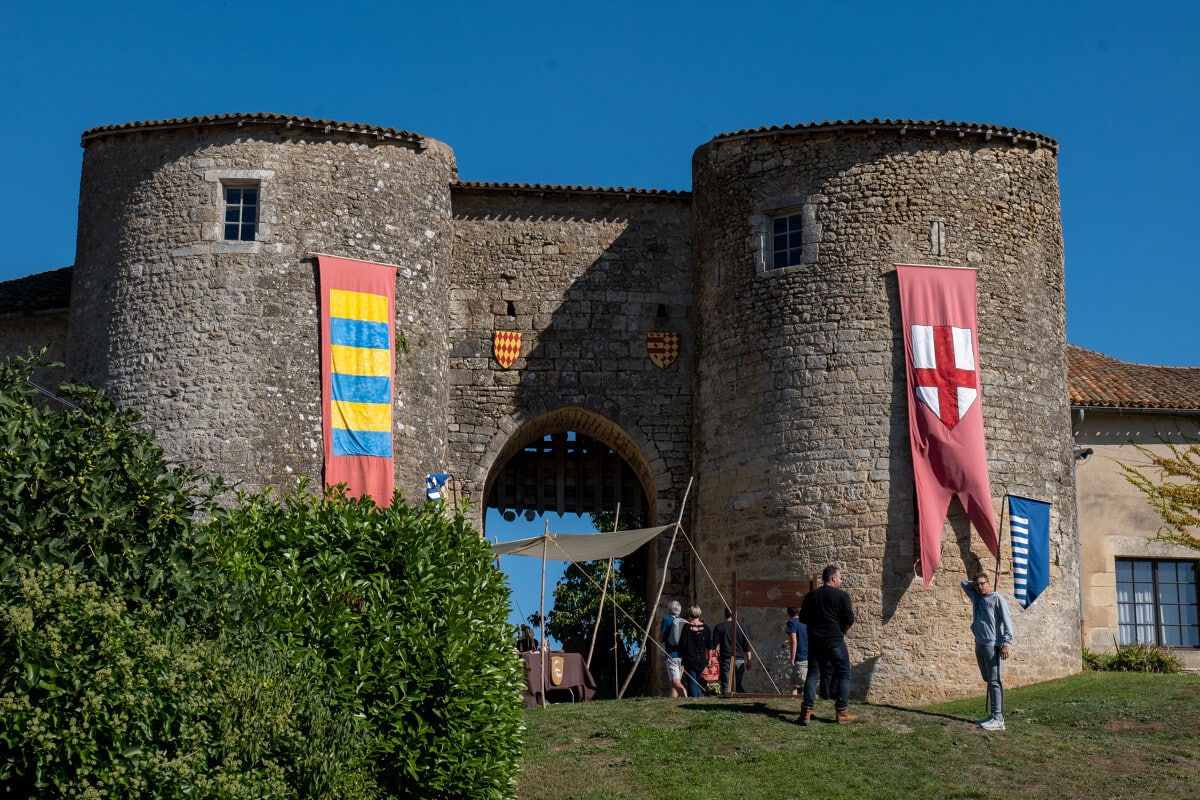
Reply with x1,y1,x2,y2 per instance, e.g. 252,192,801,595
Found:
980,718,1005,731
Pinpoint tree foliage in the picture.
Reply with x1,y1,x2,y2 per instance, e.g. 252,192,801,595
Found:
0,355,526,799
208,486,527,799
0,355,370,798
0,353,224,626
537,511,651,695
1120,440,1200,550
0,565,374,799
543,558,645,656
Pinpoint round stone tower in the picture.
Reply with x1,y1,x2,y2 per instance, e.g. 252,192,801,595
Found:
691,120,1078,704
68,114,456,495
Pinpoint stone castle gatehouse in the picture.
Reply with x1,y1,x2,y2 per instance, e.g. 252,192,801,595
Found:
1,114,1079,703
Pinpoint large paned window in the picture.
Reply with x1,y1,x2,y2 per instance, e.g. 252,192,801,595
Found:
1116,558,1199,647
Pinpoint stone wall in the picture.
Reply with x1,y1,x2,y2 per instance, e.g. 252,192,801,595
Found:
447,185,695,545
67,122,456,494
2,114,1083,703
691,126,1077,704
0,311,68,387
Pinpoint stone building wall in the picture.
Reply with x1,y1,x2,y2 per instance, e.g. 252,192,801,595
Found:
691,125,1078,703
447,185,695,547
0,312,68,387
67,120,456,495
0,114,1084,702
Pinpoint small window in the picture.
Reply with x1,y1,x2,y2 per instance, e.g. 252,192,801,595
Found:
223,184,259,242
1116,558,1199,647
770,213,805,270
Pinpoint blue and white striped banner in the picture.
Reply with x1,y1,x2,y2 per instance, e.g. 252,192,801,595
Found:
426,473,451,502
1008,495,1051,609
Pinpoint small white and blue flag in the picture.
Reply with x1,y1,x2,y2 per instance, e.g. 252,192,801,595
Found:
425,473,452,502
1008,495,1051,609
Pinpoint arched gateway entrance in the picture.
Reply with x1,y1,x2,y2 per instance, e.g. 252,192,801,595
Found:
483,407,665,696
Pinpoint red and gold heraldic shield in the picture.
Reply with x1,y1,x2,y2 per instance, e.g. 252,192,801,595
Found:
646,332,680,369
494,331,522,369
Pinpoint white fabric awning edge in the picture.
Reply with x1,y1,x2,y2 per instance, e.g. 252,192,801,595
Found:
490,524,673,562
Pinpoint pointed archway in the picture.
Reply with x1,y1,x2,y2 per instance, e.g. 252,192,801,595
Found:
482,406,659,525
483,407,662,697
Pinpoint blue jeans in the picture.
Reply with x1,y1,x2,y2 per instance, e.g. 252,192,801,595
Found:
719,657,746,694
974,642,1004,718
684,667,706,697
803,637,851,709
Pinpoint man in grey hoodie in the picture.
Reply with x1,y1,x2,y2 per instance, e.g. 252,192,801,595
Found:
962,573,1014,731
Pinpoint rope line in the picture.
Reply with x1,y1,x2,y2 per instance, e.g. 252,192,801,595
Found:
510,521,789,696
677,527,786,694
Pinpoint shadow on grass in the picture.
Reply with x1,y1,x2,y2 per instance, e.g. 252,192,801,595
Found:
672,698,979,726
674,700,799,724
866,702,977,724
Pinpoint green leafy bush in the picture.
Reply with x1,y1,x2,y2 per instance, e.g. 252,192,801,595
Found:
1082,643,1184,673
1,355,526,798
0,564,377,799
208,486,527,799
0,354,223,628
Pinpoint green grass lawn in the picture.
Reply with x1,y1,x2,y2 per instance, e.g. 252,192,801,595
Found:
518,672,1199,800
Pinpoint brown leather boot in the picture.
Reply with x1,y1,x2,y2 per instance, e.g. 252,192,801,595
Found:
836,707,858,724
798,706,814,725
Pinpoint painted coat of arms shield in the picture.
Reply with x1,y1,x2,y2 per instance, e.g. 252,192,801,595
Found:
646,332,680,369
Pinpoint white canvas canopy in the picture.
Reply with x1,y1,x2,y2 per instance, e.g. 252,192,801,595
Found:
493,522,675,704
490,524,672,562
491,479,692,702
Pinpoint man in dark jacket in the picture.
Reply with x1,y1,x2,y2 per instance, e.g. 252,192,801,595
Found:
799,565,857,724
713,607,752,694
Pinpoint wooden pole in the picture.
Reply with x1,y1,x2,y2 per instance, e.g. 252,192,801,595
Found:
587,506,619,670
994,495,1006,589
726,571,738,696
539,518,549,708
587,559,612,670
612,597,619,696
619,477,694,699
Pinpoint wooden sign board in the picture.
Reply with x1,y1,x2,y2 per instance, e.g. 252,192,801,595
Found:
733,578,816,608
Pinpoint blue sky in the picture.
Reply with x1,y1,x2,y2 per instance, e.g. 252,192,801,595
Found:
3,1,1196,368
3,1,1196,637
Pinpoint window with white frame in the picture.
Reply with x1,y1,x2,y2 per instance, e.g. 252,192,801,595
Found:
1116,558,1199,647
223,184,259,241
758,202,817,272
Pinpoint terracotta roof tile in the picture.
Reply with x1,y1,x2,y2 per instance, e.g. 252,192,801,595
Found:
80,113,427,148
0,267,72,315
1068,344,1200,410
709,118,1057,154
453,180,689,198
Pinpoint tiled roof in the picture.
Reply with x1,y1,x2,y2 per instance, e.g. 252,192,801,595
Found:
1068,345,1200,410
453,180,690,199
709,118,1057,154
80,113,427,149
0,267,72,315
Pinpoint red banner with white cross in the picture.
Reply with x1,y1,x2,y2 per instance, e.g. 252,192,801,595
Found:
897,264,998,587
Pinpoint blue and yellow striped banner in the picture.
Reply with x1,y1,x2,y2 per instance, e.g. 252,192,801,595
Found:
319,255,398,506
329,289,392,458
